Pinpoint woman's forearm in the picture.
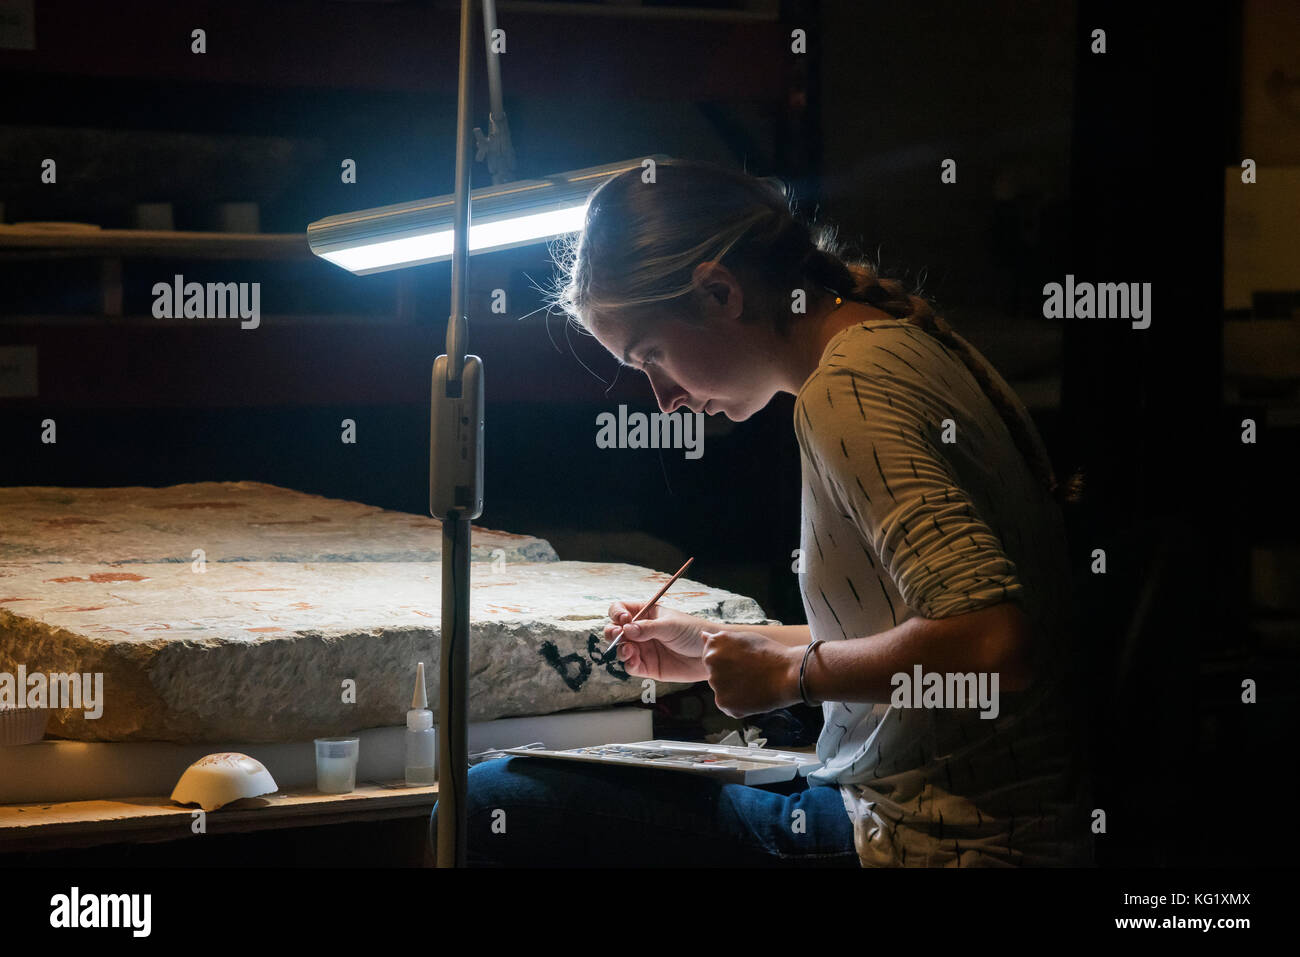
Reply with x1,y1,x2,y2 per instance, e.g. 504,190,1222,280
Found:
799,602,1032,704
731,623,812,648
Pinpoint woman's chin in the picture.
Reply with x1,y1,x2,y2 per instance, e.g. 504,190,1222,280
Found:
728,399,768,422
707,398,751,422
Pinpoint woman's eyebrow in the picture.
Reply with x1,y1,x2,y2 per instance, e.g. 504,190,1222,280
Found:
621,334,647,366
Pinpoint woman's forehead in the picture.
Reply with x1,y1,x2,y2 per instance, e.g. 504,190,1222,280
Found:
589,311,642,361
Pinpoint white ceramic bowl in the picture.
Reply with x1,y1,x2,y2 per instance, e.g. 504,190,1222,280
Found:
170,752,278,811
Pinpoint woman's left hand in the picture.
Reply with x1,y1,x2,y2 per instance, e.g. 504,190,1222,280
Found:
701,629,803,718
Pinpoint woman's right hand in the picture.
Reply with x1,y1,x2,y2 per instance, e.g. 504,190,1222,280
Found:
603,601,711,683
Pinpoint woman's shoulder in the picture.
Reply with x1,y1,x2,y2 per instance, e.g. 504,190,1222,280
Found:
793,319,990,450
826,318,946,360
805,319,957,396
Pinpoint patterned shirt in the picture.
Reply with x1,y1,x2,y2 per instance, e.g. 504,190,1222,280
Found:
795,318,1093,867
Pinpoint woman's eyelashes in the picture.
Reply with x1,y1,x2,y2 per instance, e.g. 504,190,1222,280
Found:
619,349,654,371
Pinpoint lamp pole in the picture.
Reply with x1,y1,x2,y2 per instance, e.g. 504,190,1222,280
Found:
303,6,650,869
475,0,516,186
433,0,482,868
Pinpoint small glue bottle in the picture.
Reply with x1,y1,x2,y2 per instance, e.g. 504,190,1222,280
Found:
405,661,437,785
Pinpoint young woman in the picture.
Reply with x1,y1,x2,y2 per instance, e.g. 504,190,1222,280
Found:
433,157,1092,867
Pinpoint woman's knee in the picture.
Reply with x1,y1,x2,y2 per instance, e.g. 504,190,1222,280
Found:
429,760,513,856
431,758,527,822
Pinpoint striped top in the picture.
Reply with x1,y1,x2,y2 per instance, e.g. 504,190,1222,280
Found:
794,319,1093,867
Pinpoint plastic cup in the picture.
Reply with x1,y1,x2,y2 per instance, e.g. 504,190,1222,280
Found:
314,737,359,793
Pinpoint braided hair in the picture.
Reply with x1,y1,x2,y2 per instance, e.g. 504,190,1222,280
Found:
799,226,1086,508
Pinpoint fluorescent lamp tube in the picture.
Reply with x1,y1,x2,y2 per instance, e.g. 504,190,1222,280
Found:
308,155,667,275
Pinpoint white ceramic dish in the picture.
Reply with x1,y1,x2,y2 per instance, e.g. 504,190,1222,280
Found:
170,752,278,810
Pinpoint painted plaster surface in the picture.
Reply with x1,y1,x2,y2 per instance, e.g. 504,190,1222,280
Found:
0,484,776,742
0,559,774,742
0,481,558,564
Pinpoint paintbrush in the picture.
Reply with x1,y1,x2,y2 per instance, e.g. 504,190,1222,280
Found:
605,557,748,742
605,556,694,654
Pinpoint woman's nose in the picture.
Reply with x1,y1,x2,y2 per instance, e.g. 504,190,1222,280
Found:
646,369,688,414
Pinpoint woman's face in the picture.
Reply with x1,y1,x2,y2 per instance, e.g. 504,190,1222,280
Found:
588,263,781,422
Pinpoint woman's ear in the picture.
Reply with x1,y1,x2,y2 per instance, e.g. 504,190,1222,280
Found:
691,261,743,319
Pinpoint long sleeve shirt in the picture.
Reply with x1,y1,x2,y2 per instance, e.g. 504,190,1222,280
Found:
794,318,1093,867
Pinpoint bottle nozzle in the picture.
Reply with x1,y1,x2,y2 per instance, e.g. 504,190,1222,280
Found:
411,661,428,710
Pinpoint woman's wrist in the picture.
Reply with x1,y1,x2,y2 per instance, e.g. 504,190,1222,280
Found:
782,644,804,707
798,639,827,706
784,641,810,706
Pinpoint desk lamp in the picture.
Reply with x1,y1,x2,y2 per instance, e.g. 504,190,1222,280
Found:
308,0,664,867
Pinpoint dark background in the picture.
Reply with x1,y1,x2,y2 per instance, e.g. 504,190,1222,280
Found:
1,0,1295,868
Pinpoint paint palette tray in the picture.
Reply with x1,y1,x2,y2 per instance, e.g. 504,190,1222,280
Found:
500,740,823,785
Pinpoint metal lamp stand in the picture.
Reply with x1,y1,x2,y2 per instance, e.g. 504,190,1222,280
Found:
431,0,515,868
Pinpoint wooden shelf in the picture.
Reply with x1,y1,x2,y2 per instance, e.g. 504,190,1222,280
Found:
0,780,438,853
0,226,311,261
0,227,318,318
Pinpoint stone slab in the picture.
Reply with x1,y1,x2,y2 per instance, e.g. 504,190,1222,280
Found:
0,560,777,743
0,481,558,564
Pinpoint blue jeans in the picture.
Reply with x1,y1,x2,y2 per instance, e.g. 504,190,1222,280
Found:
428,755,860,867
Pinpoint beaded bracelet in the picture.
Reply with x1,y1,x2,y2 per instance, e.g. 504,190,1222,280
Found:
799,639,824,706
